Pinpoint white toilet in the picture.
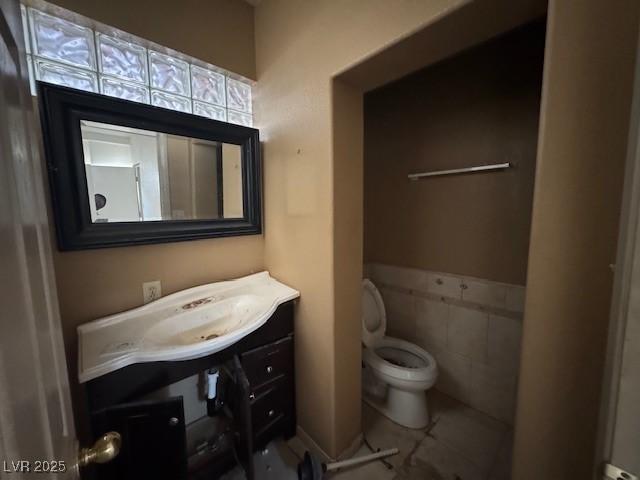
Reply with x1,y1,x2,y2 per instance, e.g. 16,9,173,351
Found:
361,278,438,429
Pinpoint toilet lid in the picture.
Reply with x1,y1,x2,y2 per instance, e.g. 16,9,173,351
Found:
362,279,386,347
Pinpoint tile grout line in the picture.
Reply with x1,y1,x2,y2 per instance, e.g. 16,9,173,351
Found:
430,393,511,477
431,432,495,477
400,429,430,472
375,281,524,320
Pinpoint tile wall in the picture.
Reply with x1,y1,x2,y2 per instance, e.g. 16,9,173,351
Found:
364,263,525,424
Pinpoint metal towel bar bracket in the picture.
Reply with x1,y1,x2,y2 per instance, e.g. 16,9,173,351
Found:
408,162,511,181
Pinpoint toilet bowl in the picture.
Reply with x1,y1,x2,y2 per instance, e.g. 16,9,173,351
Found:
361,279,438,429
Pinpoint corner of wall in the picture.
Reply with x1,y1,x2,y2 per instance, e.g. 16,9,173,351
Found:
331,77,365,455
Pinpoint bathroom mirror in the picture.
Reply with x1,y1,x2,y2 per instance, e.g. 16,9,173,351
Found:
81,121,244,223
39,83,261,250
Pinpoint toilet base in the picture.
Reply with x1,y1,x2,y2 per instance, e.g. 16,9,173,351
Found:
364,387,430,429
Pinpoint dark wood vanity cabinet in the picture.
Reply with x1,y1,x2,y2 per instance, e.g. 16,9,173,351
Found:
242,336,296,446
84,301,296,480
91,398,188,479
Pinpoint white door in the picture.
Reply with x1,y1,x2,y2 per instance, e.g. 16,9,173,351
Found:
0,0,77,476
597,26,640,480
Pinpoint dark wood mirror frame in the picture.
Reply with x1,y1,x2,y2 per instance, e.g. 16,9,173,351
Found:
38,82,261,251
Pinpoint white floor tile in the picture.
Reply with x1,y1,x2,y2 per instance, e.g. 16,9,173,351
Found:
488,433,513,480
429,393,507,473
362,403,427,469
410,436,485,480
242,398,513,480
328,445,397,480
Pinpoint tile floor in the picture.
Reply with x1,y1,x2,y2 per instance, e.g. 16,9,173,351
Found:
223,390,512,480
220,439,300,480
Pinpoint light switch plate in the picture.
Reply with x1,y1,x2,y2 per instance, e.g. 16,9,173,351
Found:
142,280,161,304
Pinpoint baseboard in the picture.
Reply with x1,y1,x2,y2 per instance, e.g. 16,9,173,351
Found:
296,426,332,462
295,426,363,462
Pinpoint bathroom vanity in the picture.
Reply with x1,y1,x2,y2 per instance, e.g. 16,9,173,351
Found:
78,273,299,480
39,80,294,478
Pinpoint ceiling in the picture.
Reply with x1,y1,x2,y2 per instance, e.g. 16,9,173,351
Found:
337,0,547,92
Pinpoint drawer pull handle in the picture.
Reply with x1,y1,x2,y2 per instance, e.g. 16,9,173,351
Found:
249,393,255,401
168,417,179,427
266,366,273,374
268,409,275,418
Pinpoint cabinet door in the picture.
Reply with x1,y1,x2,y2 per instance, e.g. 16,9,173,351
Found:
91,397,187,480
226,355,254,480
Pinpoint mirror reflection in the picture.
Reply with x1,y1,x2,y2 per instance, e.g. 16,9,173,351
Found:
80,120,244,223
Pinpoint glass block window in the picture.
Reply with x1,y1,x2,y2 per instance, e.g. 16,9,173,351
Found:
97,33,148,84
22,4,253,126
191,65,225,106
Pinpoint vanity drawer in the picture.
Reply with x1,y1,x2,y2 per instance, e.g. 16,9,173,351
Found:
241,336,293,388
250,377,293,434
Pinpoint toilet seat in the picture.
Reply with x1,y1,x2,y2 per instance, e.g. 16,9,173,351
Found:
364,336,437,383
362,279,386,347
361,279,437,383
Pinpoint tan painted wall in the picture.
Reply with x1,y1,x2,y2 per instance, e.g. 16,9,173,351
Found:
513,1,640,478
364,21,545,285
34,0,262,437
255,0,546,458
255,0,474,457
332,78,364,454
45,0,256,79
39,2,638,474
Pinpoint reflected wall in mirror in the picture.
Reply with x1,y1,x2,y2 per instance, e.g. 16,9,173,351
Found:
81,121,244,223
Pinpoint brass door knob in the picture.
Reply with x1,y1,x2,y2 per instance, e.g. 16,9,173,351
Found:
78,432,121,467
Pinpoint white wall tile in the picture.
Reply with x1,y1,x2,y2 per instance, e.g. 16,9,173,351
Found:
416,298,448,348
469,362,518,424
362,263,371,279
364,263,525,421
487,315,522,372
505,285,526,313
461,278,507,309
447,305,488,362
379,287,414,317
367,263,380,282
379,287,416,340
425,272,463,299
472,359,517,393
432,346,472,403
370,263,426,291
369,263,390,284
385,313,416,341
